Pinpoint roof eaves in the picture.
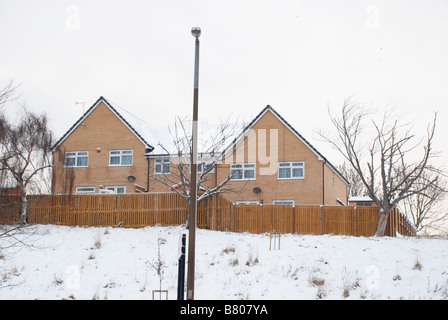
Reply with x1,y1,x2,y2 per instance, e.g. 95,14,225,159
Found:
51,96,154,152
266,106,350,184
222,104,350,186
51,96,104,151
100,98,154,151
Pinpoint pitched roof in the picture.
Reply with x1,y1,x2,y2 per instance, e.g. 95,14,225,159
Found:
51,96,155,152
223,105,349,185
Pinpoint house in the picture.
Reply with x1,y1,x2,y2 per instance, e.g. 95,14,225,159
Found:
52,98,348,205
0,184,21,195
51,96,155,195
215,105,349,205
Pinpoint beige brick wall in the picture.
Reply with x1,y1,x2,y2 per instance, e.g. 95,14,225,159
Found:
214,110,347,205
52,101,148,194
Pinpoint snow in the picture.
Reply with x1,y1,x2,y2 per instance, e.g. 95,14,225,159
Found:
1,224,447,300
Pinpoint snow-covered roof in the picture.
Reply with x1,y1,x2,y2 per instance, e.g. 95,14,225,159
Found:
0,184,19,189
51,96,156,152
349,196,373,202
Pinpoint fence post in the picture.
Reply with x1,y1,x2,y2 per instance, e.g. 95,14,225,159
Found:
319,205,323,235
354,206,357,237
232,202,236,232
292,205,295,234
114,194,118,226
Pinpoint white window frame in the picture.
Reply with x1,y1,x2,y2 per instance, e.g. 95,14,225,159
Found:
190,161,215,174
198,161,215,174
236,200,260,205
65,151,88,168
105,186,126,194
273,200,295,206
155,157,171,174
278,161,305,179
109,150,133,166
230,163,256,181
76,186,95,194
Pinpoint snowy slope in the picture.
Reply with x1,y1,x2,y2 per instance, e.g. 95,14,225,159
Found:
0,225,447,300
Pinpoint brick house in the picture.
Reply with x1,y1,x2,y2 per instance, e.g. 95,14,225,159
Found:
51,96,155,195
52,97,348,205
349,196,378,207
210,105,349,205
0,184,21,195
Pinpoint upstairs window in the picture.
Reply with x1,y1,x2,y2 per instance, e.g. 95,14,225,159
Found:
198,162,215,174
230,163,256,180
278,162,304,179
109,150,133,166
155,157,170,174
76,186,95,194
65,151,88,167
273,200,295,205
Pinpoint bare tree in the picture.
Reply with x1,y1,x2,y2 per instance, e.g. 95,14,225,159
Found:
337,162,368,197
0,81,20,185
149,116,245,226
0,108,54,224
400,171,447,234
0,81,18,111
319,98,444,236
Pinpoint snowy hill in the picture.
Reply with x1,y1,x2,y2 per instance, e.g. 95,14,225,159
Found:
0,225,447,300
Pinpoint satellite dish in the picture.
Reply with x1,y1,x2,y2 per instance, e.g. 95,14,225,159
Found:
127,175,136,182
253,187,262,194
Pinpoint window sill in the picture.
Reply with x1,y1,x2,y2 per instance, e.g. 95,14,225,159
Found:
278,177,305,180
108,164,133,167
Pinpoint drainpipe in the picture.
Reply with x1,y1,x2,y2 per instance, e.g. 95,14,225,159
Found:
145,147,154,192
322,159,327,205
146,156,150,192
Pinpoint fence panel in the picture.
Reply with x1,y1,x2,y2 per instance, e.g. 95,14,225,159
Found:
356,207,379,237
261,205,294,234
293,205,320,235
233,205,261,233
322,206,355,236
0,195,21,225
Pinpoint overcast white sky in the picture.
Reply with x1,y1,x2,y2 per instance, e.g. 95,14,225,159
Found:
1,0,447,168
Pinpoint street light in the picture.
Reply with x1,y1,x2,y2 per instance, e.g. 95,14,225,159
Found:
186,26,200,300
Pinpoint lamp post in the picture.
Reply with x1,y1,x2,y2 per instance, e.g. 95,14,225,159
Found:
186,26,201,300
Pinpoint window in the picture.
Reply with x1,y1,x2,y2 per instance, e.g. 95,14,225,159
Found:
188,157,215,174
236,200,260,205
273,200,295,205
230,163,256,180
278,162,304,179
356,201,372,207
105,186,126,194
155,157,170,174
198,162,215,174
65,151,88,167
109,150,133,166
76,187,95,194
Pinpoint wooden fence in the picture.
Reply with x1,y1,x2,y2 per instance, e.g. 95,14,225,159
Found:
0,193,416,237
